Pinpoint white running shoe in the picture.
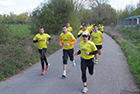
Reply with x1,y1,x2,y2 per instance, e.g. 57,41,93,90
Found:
95,60,98,64
82,87,88,93
62,73,67,78
72,61,76,67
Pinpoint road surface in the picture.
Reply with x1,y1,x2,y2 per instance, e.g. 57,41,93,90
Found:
0,33,138,94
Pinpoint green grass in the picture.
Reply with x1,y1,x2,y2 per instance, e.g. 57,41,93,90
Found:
105,27,140,92
0,24,61,81
9,24,31,36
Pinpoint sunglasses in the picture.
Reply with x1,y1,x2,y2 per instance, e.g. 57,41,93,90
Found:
82,35,88,38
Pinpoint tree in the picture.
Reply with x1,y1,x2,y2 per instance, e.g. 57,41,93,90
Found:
8,12,17,24
30,0,78,34
0,14,3,23
78,9,92,23
137,0,140,8
17,12,30,24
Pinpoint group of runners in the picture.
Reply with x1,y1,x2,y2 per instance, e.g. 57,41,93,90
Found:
33,22,104,93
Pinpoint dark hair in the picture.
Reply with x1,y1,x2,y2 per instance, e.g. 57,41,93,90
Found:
81,22,83,25
62,25,67,28
94,25,97,27
83,24,87,27
40,27,44,30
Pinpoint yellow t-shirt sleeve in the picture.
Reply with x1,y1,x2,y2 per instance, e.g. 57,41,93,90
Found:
47,34,51,39
71,27,73,32
33,34,38,41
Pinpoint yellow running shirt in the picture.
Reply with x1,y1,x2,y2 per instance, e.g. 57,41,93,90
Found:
79,25,83,30
67,26,73,32
79,41,97,59
99,26,104,31
33,33,51,49
87,26,92,31
60,32,76,50
91,31,104,45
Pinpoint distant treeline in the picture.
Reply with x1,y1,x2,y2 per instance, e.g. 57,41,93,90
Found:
0,0,140,33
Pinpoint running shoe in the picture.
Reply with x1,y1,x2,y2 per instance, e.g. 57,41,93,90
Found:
82,87,88,93
41,69,45,75
72,61,76,67
95,60,98,64
62,73,67,78
46,63,50,70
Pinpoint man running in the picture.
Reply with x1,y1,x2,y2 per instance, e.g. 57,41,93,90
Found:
33,27,51,75
91,25,104,64
60,25,77,78
67,22,73,33
99,24,104,33
79,22,85,30
77,24,92,42
74,32,97,93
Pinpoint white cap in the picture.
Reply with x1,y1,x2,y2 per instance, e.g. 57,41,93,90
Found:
82,31,89,36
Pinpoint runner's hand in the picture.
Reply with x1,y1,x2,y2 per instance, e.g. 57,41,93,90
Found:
66,43,70,46
74,52,77,56
47,41,49,45
38,38,40,41
60,44,62,47
85,51,89,55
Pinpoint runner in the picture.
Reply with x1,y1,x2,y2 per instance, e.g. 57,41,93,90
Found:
33,27,51,75
74,32,97,93
99,24,104,33
79,22,85,30
86,23,92,31
91,25,104,64
77,24,92,42
60,25,77,78
67,22,73,33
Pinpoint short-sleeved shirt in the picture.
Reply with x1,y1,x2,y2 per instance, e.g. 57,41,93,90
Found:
91,31,104,45
67,26,73,32
60,32,75,50
79,41,97,59
79,25,83,30
33,33,51,49
99,26,104,31
87,26,93,31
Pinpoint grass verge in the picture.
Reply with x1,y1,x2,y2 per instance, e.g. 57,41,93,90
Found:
105,28,140,93
0,24,61,81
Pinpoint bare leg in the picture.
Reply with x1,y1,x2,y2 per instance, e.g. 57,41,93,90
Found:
98,49,102,55
83,82,87,87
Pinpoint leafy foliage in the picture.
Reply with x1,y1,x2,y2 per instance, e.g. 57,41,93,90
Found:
30,0,76,34
0,24,11,44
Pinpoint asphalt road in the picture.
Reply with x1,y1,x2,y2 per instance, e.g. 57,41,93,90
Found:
0,33,138,94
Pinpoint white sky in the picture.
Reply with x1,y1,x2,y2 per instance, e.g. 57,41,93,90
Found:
0,0,139,15
109,0,139,10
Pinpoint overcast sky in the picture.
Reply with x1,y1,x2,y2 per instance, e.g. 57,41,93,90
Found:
0,0,139,15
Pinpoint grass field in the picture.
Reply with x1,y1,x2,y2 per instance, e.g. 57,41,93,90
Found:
0,24,61,81
9,24,31,36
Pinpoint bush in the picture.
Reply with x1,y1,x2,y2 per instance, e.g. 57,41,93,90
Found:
30,0,78,35
0,24,11,44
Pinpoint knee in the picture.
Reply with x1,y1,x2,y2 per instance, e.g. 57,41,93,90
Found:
89,72,93,75
63,60,67,64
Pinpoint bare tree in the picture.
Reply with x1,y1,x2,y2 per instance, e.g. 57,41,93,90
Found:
87,0,111,22
73,0,90,11
137,0,140,8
